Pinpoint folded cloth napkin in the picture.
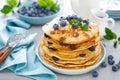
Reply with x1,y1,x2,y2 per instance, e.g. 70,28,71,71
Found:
0,18,57,80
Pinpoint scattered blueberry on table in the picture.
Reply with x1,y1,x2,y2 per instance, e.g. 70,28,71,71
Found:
108,55,115,65
108,59,115,65
92,71,98,78
112,62,120,72
112,65,119,72
101,61,107,68
108,55,113,60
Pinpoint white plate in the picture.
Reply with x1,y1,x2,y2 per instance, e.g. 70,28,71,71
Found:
36,44,106,75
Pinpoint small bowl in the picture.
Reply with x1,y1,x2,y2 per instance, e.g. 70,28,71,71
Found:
36,44,106,75
15,1,60,25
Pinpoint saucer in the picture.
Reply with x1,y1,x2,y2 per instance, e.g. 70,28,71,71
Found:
36,44,106,75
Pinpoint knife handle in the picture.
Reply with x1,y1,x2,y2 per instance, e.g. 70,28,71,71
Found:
0,48,12,64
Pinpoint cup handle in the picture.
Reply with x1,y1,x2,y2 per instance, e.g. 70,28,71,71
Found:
107,18,115,28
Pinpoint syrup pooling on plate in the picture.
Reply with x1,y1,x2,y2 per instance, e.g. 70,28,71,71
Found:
39,15,101,70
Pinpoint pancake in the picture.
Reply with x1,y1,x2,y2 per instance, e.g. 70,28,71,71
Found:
39,15,101,70
40,40,101,64
42,33,100,52
42,18,99,44
40,38,101,60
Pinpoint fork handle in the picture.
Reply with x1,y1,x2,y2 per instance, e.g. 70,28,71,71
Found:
0,47,12,64
0,51,3,57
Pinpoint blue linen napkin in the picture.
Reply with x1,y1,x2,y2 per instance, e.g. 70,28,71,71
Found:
0,18,57,80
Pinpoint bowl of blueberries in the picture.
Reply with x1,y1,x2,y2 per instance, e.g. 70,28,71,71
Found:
16,0,60,25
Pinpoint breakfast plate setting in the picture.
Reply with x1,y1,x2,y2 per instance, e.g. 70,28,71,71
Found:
0,0,120,80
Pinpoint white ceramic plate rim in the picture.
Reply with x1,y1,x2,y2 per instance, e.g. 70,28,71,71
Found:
36,43,106,75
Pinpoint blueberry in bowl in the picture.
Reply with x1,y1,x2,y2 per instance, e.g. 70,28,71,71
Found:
16,0,60,25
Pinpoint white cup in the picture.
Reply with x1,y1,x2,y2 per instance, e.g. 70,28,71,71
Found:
90,8,115,37
70,0,100,19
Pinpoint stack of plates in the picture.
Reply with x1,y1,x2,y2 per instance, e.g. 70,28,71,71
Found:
106,0,120,19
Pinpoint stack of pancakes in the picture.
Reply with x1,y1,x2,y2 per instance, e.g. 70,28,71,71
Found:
39,17,101,70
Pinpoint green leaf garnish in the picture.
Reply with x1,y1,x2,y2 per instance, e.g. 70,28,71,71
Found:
1,5,13,14
104,27,117,40
0,0,19,15
68,19,88,31
104,27,120,48
118,37,120,42
38,0,58,11
17,0,21,7
104,35,113,40
7,0,18,7
81,22,88,31
38,0,48,8
69,19,81,26
114,40,117,48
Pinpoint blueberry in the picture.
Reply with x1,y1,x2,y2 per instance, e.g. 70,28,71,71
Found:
17,10,20,13
30,7,34,12
32,2,38,6
72,23,78,29
101,61,107,68
39,13,44,17
108,59,115,65
59,16,66,21
118,61,120,65
18,10,25,15
66,15,71,21
18,1,57,17
92,71,98,78
41,8,44,12
108,55,113,60
53,24,59,30
72,14,78,19
21,6,26,11
83,19,89,24
24,13,29,16
112,65,119,72
52,56,59,61
115,64,120,69
31,12,36,17
77,17,83,21
60,20,67,27
88,46,95,51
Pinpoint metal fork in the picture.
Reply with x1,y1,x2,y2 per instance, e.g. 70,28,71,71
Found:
0,33,27,64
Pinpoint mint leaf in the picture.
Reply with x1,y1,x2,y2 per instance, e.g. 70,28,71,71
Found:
114,40,117,48
38,0,58,11
118,37,120,42
51,4,57,11
1,5,13,14
104,35,114,40
17,0,21,7
7,0,18,7
69,19,81,26
104,27,117,40
46,0,57,11
81,23,88,31
38,0,48,8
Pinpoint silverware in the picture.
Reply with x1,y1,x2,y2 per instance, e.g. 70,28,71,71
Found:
0,33,27,64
